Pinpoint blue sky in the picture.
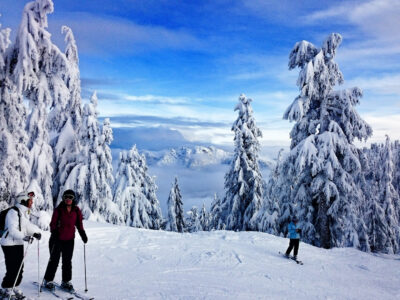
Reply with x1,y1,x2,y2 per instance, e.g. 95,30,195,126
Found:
1,0,399,153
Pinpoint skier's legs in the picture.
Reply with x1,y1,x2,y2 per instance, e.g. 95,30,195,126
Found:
1,245,24,288
44,238,61,282
293,239,300,257
285,239,295,256
61,240,74,283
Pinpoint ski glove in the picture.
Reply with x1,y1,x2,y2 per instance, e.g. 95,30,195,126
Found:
79,230,88,244
23,236,34,243
33,233,41,240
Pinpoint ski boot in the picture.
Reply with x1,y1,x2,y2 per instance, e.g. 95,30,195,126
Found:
0,288,16,299
13,287,25,299
42,280,55,292
61,281,75,293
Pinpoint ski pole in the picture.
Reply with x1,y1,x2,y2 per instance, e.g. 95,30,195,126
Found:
84,244,88,292
10,237,33,300
37,239,40,297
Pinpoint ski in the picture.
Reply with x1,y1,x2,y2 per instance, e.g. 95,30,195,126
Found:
53,283,94,300
0,292,27,300
32,282,74,300
278,251,303,265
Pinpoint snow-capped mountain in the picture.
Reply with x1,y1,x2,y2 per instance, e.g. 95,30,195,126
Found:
143,145,273,170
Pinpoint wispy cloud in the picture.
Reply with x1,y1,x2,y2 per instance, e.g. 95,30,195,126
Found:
50,12,205,56
357,114,400,145
124,94,189,104
345,74,400,96
305,0,400,51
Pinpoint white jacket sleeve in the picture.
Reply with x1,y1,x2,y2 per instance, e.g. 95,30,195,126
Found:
6,209,24,242
23,216,40,236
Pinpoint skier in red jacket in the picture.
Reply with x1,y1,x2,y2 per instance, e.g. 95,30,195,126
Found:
42,190,88,292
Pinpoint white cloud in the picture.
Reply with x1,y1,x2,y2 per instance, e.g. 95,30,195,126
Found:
307,0,400,38
51,12,204,56
344,74,400,95
124,94,189,104
307,4,353,22
358,114,400,145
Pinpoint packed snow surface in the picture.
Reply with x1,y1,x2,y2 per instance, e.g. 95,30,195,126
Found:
1,221,399,299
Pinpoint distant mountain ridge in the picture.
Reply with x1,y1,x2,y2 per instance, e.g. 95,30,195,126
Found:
142,145,273,170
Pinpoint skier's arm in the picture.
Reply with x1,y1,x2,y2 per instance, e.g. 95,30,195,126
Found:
6,210,24,241
76,208,88,243
24,217,40,236
49,208,59,234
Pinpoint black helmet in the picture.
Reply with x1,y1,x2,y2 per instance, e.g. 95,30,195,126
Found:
292,216,298,222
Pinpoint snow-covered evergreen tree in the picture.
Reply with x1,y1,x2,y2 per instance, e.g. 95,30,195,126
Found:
209,193,224,230
368,137,400,253
278,33,372,249
393,140,400,202
251,150,283,234
166,177,185,232
113,145,162,228
0,16,10,75
199,203,209,231
63,92,119,223
187,206,202,233
9,0,61,213
139,151,163,230
219,93,263,231
0,17,30,205
50,26,83,206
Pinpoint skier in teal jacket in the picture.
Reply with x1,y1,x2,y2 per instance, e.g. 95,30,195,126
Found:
285,216,301,259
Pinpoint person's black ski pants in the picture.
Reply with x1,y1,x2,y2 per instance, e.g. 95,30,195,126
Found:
44,238,74,283
285,238,300,257
1,245,24,288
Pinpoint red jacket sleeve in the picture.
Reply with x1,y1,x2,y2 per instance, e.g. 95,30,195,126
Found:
49,208,59,233
75,207,84,232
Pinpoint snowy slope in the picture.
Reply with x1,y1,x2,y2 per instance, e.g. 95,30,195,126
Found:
3,221,399,300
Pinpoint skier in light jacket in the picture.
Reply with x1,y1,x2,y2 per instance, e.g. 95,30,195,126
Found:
285,215,301,260
0,192,42,299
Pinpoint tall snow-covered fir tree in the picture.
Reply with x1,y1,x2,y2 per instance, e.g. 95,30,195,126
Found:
113,145,163,229
363,137,400,253
139,149,163,229
9,0,60,213
166,177,185,232
64,92,120,222
218,93,263,231
0,17,30,206
277,33,372,249
50,26,83,206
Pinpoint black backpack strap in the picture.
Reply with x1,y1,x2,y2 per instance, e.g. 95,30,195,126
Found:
11,207,21,232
